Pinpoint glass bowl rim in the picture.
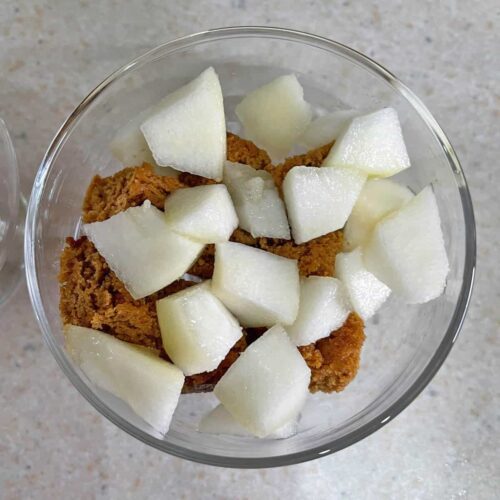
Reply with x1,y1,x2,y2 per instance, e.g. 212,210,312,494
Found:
24,26,476,468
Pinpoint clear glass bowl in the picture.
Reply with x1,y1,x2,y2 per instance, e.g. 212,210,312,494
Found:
0,118,24,306
25,27,475,467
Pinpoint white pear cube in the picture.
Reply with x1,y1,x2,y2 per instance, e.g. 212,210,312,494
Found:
335,248,391,320
300,109,358,149
223,161,290,239
286,276,351,346
212,242,300,327
323,108,410,177
199,404,297,439
282,166,367,244
156,282,242,376
141,67,226,180
164,185,238,243
214,325,310,437
110,108,156,167
235,74,312,161
110,104,178,177
344,179,414,250
84,201,204,299
65,325,184,435
364,186,449,303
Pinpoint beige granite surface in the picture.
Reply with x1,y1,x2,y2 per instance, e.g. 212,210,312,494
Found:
1,1,499,498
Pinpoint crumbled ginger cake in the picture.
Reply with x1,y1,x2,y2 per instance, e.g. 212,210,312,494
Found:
60,133,364,394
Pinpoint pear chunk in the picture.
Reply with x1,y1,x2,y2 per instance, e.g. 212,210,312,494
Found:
286,276,351,346
156,282,242,376
300,110,358,149
323,108,410,177
223,161,290,239
282,166,366,244
199,404,297,439
109,102,177,176
65,325,184,435
164,185,238,243
212,242,300,327
110,107,156,167
344,179,414,250
84,201,204,299
336,248,391,320
364,186,449,303
214,325,310,437
141,67,226,180
235,74,312,160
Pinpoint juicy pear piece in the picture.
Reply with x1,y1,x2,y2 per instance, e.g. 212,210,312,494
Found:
223,161,290,239
110,108,156,167
156,282,242,376
141,67,226,180
65,325,184,435
164,185,238,243
235,74,312,160
335,248,391,320
212,242,300,327
344,179,414,250
286,276,351,346
364,186,449,303
199,404,297,439
322,108,410,177
300,109,358,149
282,166,367,244
109,102,177,176
84,201,204,299
214,325,310,437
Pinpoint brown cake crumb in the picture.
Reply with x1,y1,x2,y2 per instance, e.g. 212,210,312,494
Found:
62,133,364,394
299,313,365,393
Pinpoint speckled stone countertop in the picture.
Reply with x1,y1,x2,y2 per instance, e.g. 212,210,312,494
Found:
1,1,499,498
